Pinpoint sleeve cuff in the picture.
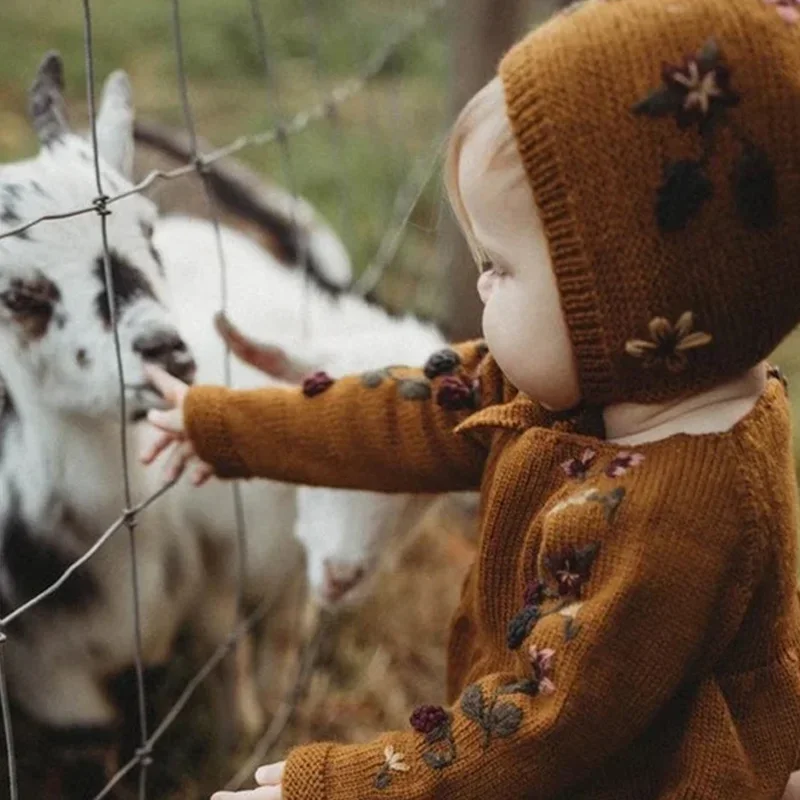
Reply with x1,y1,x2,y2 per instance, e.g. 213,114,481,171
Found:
282,742,333,799
184,385,249,478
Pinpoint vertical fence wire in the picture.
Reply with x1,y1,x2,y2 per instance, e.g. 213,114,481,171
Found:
301,0,353,245
82,2,152,798
169,0,253,650
0,637,17,800
246,0,315,342
353,132,446,299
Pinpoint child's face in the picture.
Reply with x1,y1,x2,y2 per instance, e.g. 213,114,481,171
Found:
458,120,580,410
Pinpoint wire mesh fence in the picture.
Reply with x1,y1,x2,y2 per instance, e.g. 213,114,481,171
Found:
0,1,451,797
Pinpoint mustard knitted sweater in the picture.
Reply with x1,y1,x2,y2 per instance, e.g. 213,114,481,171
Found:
184,342,800,799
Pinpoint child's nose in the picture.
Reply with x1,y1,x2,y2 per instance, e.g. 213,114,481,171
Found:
477,271,494,304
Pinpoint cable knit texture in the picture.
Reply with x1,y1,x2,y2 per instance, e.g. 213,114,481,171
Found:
500,0,800,405
185,348,800,799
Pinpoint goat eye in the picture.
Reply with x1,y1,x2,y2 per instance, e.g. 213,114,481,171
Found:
480,259,494,274
1,283,56,315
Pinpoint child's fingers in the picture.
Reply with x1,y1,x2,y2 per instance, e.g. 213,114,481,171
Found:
147,409,185,435
211,787,281,800
192,462,214,487
255,762,285,786
144,363,188,403
166,441,196,483
140,431,176,465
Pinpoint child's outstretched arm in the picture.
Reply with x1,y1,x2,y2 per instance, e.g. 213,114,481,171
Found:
143,340,493,494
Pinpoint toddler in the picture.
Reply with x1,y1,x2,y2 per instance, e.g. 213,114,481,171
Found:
143,0,800,796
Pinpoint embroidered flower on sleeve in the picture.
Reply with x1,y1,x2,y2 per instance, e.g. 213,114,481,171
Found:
301,371,335,397
625,311,712,373
545,542,601,598
764,0,800,24
605,451,646,478
560,448,597,480
528,646,556,695
374,745,410,789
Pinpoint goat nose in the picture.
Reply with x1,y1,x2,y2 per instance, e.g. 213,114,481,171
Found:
133,330,197,384
322,560,365,603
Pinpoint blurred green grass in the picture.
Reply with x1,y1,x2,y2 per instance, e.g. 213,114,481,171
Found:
0,0,450,288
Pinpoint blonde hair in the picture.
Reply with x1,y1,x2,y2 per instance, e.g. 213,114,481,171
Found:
444,77,523,268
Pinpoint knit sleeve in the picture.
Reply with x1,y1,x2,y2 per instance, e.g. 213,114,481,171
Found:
281,461,763,799
182,340,496,494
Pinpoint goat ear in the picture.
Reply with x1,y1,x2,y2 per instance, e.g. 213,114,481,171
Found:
213,312,314,384
29,51,70,147
95,70,134,179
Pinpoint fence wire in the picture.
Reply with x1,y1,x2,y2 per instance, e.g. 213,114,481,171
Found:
169,0,253,684
0,0,446,246
0,0,447,799
82,4,153,798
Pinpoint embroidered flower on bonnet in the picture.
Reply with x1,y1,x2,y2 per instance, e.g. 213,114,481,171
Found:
625,312,712,373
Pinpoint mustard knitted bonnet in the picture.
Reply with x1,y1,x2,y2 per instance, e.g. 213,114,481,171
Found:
499,0,800,404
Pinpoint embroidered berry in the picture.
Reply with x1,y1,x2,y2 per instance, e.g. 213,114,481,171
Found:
523,580,547,607
507,605,540,651
436,375,478,411
423,348,461,380
302,371,335,397
410,704,449,735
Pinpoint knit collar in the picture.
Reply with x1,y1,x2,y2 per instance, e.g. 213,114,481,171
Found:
456,391,606,439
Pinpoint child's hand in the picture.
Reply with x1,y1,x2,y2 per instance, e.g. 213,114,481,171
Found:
210,761,285,800
139,364,214,486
